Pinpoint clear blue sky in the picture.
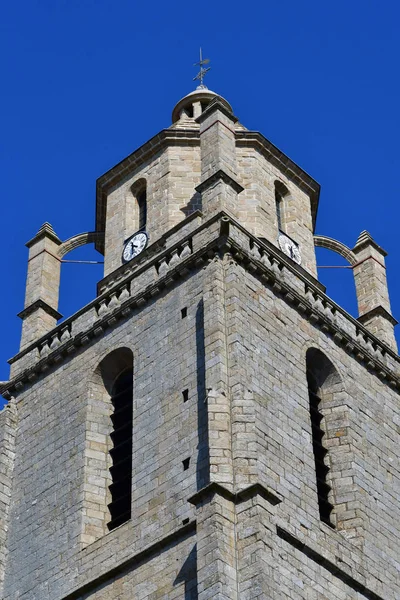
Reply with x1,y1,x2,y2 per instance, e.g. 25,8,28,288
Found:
1,1,400,384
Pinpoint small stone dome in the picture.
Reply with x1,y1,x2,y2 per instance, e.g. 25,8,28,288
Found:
172,86,233,123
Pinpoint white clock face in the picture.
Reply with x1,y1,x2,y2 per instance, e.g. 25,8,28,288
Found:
122,232,148,263
278,233,301,265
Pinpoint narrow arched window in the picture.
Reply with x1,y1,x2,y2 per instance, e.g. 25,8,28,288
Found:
307,370,334,526
138,188,147,231
108,367,133,531
306,348,339,528
274,180,289,233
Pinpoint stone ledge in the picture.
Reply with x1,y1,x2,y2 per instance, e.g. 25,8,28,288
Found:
61,520,196,600
195,169,244,195
188,481,282,507
358,305,398,327
277,526,385,600
17,299,63,321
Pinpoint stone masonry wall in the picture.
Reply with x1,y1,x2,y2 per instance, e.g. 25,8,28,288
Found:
103,138,317,280
3,267,207,600
0,402,17,598
3,216,399,599
236,146,318,277
226,258,400,597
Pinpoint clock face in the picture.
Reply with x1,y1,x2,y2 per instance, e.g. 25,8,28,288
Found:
122,231,148,263
278,233,301,265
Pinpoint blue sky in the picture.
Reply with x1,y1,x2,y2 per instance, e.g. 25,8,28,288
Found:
1,1,400,384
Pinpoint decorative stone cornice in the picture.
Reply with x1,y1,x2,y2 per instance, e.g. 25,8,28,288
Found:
3,212,400,400
17,299,63,321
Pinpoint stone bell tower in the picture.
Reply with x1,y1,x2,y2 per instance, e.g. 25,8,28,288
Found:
0,78,399,600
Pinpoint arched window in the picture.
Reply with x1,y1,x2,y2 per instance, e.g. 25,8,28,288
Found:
108,366,133,530
274,180,289,233
306,348,340,528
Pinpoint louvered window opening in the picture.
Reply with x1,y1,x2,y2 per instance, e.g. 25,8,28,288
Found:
107,369,133,531
308,388,334,527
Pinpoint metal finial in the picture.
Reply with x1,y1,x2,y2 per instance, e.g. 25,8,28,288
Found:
193,48,210,88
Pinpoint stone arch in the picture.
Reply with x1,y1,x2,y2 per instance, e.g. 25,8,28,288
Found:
96,346,134,394
313,235,357,266
57,231,105,259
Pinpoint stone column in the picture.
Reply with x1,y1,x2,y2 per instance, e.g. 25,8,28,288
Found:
353,230,397,351
195,98,243,218
18,223,62,350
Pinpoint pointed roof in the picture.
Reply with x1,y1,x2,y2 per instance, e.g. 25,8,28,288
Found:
26,222,62,248
353,230,387,256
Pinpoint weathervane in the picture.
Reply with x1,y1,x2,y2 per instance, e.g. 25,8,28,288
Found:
193,48,210,88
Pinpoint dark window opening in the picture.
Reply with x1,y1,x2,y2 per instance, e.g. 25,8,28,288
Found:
307,375,334,527
275,191,283,231
182,457,190,471
182,389,189,402
181,307,187,319
107,368,133,531
274,180,289,233
182,517,190,525
138,189,147,231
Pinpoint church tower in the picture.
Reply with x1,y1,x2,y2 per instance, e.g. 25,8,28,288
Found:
0,77,399,600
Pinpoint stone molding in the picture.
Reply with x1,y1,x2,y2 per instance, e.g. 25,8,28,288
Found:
195,169,244,195
188,481,281,507
277,527,385,600
17,299,63,321
3,212,400,400
61,521,196,600
357,305,398,326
